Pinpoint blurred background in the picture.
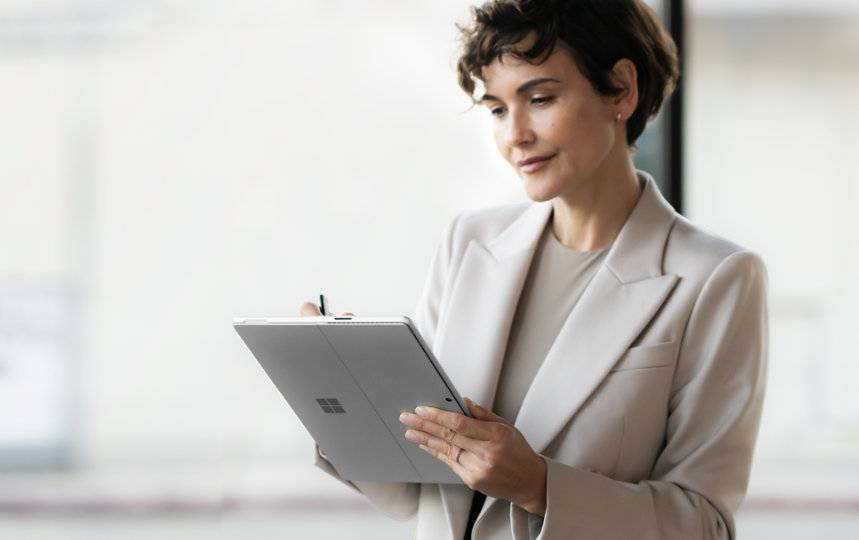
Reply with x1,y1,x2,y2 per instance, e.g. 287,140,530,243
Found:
1,0,858,538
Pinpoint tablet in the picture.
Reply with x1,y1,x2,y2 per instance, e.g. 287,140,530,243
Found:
233,316,469,484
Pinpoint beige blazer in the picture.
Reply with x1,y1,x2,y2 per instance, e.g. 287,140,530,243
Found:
316,174,768,539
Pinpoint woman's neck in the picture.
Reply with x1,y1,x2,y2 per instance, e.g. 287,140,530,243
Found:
550,159,641,251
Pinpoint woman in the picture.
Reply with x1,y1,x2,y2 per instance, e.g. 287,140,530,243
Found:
303,1,767,538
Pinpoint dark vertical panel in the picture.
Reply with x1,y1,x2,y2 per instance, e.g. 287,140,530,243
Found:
666,0,685,214
633,0,683,212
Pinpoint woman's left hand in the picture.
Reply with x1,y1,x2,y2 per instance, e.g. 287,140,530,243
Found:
399,397,547,516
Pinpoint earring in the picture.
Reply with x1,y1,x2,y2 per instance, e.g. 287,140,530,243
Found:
615,112,622,122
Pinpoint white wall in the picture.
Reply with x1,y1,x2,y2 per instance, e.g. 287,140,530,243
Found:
0,1,524,469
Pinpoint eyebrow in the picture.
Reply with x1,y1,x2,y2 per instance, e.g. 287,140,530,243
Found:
479,77,561,103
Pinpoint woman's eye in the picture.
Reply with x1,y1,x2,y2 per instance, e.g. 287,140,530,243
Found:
531,95,554,106
490,107,505,117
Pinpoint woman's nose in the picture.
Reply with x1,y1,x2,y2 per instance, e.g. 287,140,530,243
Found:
503,111,535,147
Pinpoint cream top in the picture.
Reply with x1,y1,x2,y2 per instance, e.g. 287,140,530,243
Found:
493,222,610,422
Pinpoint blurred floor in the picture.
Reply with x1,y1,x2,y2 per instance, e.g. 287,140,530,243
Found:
737,510,859,539
3,460,859,539
2,509,859,539
0,512,416,540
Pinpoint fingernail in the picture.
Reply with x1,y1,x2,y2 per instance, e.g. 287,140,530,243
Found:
399,412,409,423
405,430,418,441
415,406,428,417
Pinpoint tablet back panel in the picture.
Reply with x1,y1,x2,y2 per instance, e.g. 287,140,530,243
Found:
319,323,465,482
234,318,465,484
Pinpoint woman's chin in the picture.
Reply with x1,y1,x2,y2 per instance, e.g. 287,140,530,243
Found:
521,180,559,203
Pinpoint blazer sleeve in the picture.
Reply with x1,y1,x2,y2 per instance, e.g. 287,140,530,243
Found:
313,446,419,520
511,249,768,540
312,213,463,521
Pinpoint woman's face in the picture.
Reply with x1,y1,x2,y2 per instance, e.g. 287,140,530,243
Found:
481,46,624,203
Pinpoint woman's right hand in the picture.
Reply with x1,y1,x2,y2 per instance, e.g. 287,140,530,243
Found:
298,301,354,317
299,302,323,316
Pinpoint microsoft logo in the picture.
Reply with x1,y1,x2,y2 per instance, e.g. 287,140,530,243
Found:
316,398,346,414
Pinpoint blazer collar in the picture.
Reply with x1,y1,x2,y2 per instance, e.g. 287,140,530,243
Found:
485,172,676,278
605,172,677,283
486,201,553,261
440,172,678,410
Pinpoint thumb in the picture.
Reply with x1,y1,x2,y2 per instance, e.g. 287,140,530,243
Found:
464,397,509,424
299,302,322,316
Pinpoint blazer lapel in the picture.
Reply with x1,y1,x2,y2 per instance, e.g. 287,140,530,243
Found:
433,202,552,409
434,202,551,540
514,176,680,454
513,268,678,452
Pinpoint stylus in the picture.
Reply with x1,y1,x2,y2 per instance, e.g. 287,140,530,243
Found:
319,294,329,316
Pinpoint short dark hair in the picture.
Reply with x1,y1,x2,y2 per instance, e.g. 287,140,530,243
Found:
456,0,679,147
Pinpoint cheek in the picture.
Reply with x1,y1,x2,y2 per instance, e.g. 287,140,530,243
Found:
541,109,576,145
555,111,606,152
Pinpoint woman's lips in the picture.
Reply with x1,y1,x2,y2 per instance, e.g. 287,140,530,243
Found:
517,154,555,174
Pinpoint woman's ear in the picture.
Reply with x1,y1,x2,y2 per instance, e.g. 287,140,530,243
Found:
610,58,638,122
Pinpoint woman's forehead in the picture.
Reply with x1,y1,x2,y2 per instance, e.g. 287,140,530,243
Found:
482,47,579,91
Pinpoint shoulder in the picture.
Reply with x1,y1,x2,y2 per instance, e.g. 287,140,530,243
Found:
664,214,767,288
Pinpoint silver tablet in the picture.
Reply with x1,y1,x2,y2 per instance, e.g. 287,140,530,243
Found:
233,316,469,484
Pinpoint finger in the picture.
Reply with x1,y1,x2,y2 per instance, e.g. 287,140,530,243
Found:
405,429,461,463
414,406,493,442
464,397,510,425
400,411,475,451
418,443,469,478
401,411,457,441
299,302,322,316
